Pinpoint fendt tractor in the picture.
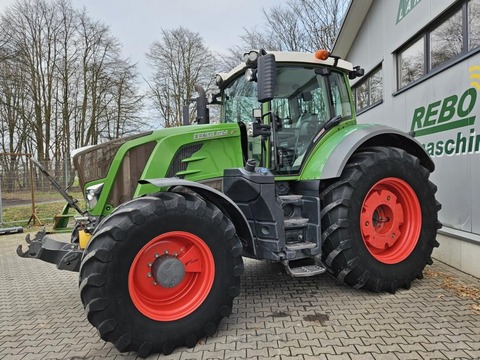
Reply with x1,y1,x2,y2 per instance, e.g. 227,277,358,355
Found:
18,49,441,357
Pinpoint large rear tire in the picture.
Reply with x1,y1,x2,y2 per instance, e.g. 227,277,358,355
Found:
79,192,243,357
320,146,441,293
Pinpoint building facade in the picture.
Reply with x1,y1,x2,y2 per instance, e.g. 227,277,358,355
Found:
333,0,480,277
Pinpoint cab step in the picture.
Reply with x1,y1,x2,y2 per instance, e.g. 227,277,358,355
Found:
279,194,303,206
282,260,326,277
286,241,316,251
284,217,309,229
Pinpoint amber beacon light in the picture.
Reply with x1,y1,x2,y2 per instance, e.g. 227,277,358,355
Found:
315,49,330,60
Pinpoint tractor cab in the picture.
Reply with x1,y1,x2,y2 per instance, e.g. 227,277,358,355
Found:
215,50,359,174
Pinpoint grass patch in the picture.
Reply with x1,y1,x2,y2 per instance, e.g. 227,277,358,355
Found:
2,202,72,227
2,189,82,204
1,191,85,226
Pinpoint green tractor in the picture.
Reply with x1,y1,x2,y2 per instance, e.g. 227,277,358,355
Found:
18,49,441,357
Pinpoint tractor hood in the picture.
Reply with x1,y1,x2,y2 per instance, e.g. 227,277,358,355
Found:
73,123,243,215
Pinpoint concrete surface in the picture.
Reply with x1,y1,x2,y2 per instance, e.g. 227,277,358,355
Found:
1,231,480,360
433,232,480,278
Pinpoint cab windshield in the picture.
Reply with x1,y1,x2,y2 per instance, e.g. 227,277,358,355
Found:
221,66,352,174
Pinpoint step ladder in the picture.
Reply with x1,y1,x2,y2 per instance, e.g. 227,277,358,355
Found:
282,259,326,277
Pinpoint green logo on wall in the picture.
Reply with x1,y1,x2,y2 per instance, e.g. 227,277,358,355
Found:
410,88,477,137
396,0,423,24
410,87,480,157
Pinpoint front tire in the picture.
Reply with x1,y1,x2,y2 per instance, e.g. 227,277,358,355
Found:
79,192,244,357
320,146,441,293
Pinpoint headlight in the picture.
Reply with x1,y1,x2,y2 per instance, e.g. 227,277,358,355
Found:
243,50,259,63
85,183,104,208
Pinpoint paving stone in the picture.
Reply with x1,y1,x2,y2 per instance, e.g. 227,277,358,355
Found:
340,337,364,347
312,345,336,355
304,355,328,360
325,354,351,360
349,354,376,360
440,350,471,359
396,353,423,360
355,344,381,354
465,350,480,359
267,346,291,357
444,341,473,351
373,353,400,360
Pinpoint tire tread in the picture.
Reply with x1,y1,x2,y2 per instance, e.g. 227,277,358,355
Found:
321,146,440,292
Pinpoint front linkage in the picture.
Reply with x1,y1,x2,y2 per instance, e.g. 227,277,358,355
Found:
17,231,83,271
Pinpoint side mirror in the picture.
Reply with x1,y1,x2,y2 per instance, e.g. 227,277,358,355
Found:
257,53,276,103
349,66,365,80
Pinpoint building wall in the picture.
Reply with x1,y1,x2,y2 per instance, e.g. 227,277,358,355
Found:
343,0,480,277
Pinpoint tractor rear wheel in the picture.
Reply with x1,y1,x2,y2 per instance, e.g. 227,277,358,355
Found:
79,192,243,357
320,146,441,293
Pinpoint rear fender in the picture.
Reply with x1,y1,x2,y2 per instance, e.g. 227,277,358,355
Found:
300,124,434,181
139,178,253,248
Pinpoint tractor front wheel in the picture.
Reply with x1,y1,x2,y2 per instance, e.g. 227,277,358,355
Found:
320,147,441,293
79,192,243,357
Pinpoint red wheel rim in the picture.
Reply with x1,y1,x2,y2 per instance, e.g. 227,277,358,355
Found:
360,177,421,264
128,231,215,321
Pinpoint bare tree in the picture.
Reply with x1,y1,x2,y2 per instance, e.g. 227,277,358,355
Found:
1,0,65,162
0,0,145,165
296,0,348,51
0,0,145,191
75,11,122,146
0,58,31,155
220,27,276,71
147,27,216,128
222,0,348,67
264,5,309,51
100,60,145,140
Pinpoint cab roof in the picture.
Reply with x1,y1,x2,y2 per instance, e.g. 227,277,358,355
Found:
218,51,354,84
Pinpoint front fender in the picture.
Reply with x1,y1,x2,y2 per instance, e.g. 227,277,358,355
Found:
300,124,434,181
139,178,253,246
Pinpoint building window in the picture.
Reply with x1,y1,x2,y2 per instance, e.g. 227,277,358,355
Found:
430,8,463,70
399,37,425,88
397,0,480,90
469,0,480,50
353,66,383,113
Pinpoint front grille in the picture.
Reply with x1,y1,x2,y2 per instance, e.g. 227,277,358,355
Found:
107,141,157,207
73,132,152,187
74,142,123,188
166,143,203,178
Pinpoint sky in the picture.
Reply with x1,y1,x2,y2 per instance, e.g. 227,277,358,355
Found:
0,0,281,77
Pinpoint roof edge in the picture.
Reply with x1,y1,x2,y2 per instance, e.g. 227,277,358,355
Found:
332,0,374,58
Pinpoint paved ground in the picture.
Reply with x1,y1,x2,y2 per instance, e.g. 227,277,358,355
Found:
1,231,480,360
